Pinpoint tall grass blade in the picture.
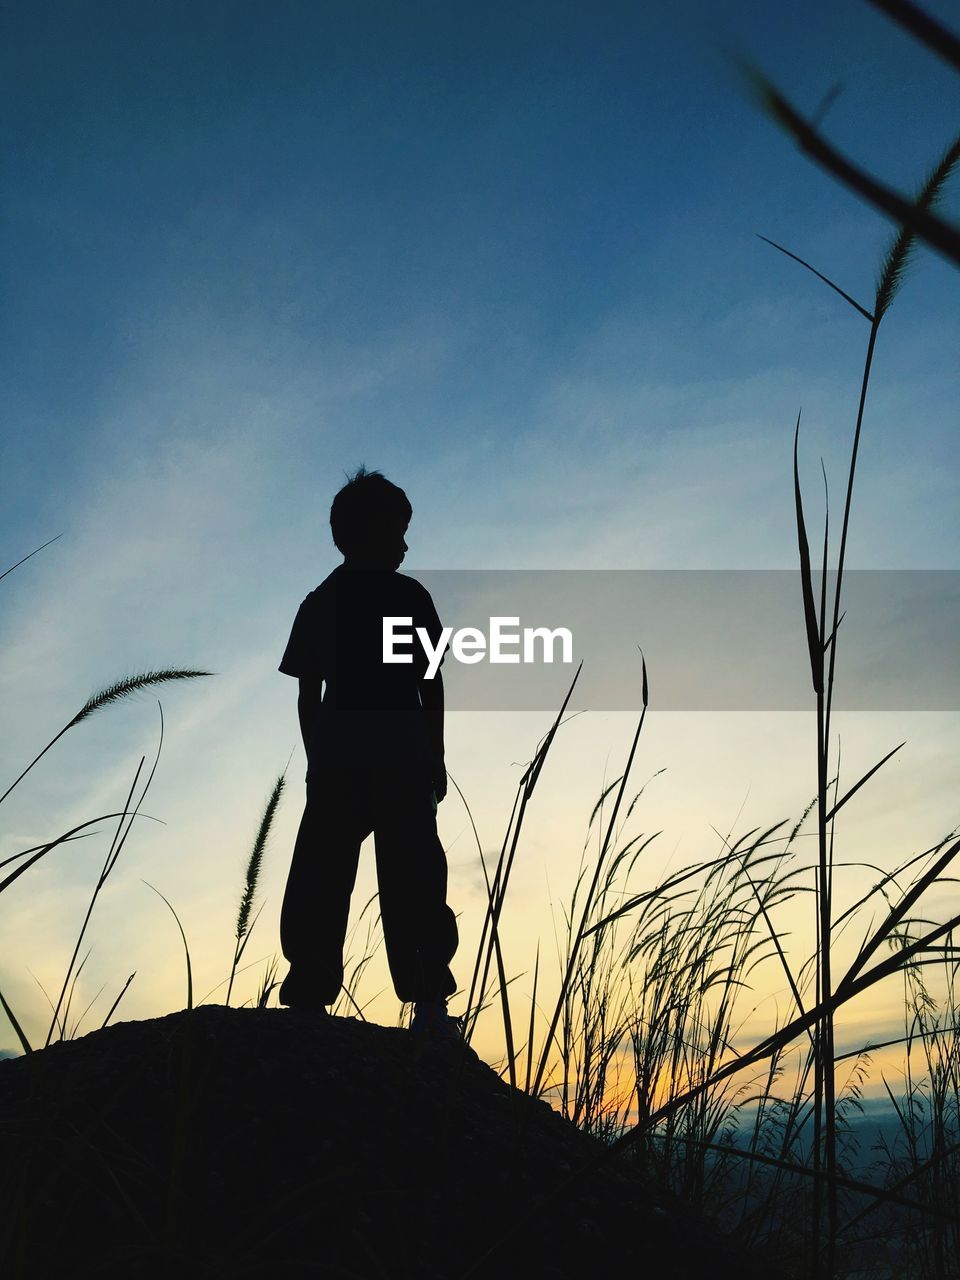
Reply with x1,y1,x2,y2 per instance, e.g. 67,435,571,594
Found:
841,835,960,987
793,413,823,693
834,836,954,929
460,784,517,1029
227,904,268,1008
839,1140,960,1235
595,906,960,1155
875,134,960,318
583,828,776,937
60,948,92,1042
524,943,540,1096
757,235,874,319
834,1024,960,1062
0,984,33,1054
493,930,518,1091
0,829,96,873
0,668,211,807
255,956,280,1009
45,755,147,1047
867,0,960,73
531,654,648,1098
145,882,194,1010
70,980,107,1039
586,776,624,834
0,812,160,895
226,773,285,1006
525,661,582,797
0,534,62,584
717,825,810,1032
824,741,905,823
743,64,960,267
236,774,285,940
99,973,136,1030
68,670,213,728
463,667,580,1043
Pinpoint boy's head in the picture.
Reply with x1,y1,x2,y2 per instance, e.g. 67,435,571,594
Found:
330,467,412,569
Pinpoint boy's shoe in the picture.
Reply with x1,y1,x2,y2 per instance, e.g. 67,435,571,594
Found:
410,1000,463,1041
278,971,330,1014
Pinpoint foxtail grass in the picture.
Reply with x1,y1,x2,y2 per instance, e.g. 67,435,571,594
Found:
0,669,212,809
225,773,285,1006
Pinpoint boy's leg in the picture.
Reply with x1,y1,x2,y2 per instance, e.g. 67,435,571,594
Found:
280,773,371,1006
372,778,458,1005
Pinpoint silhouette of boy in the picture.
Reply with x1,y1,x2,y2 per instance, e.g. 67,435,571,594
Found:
277,467,459,1033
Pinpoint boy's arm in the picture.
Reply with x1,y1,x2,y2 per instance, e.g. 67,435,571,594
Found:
297,676,323,755
418,671,446,801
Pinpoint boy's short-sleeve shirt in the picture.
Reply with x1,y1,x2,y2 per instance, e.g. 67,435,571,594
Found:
279,566,446,778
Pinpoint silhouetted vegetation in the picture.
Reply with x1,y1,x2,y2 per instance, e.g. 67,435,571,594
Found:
2,34,959,1272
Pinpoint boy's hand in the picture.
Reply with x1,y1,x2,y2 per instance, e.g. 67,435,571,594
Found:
419,672,445,801
432,758,447,803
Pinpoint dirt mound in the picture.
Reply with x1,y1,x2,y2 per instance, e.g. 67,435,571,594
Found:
0,1006,761,1278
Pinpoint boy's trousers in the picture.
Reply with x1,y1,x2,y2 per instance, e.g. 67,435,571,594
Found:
280,766,458,1007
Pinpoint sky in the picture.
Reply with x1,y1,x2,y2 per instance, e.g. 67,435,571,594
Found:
1,0,958,1088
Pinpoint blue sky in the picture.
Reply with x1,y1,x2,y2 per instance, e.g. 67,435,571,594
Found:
1,1,958,1066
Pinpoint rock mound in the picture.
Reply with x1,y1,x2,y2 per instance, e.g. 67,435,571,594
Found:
0,1006,761,1278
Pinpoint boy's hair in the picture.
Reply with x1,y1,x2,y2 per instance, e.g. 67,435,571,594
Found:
330,467,413,556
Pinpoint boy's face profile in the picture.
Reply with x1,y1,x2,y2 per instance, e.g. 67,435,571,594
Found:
345,517,409,571
381,518,409,570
